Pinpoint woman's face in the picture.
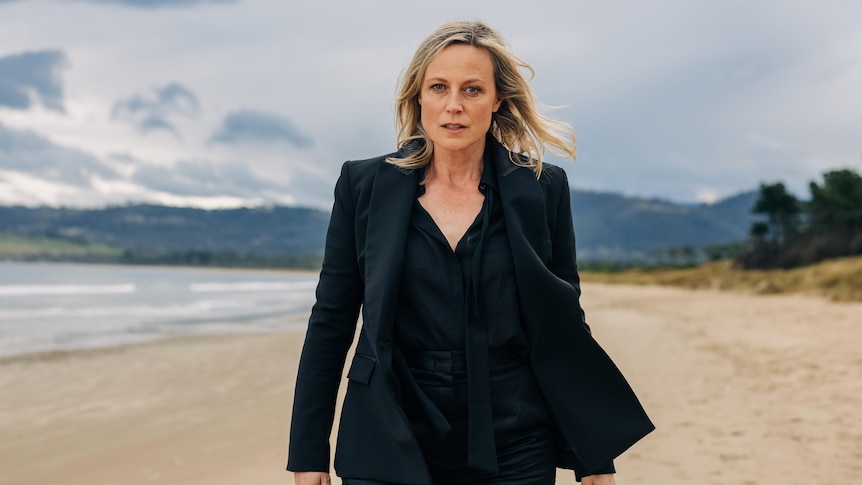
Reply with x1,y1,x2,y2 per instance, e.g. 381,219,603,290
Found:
418,44,502,160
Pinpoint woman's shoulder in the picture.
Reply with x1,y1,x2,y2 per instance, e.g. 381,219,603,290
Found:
343,144,417,175
537,162,570,191
344,152,394,171
337,148,420,199
540,161,566,178
339,150,398,185
492,137,568,188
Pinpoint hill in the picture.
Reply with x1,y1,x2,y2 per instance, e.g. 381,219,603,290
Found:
570,190,757,261
0,189,758,266
0,204,329,267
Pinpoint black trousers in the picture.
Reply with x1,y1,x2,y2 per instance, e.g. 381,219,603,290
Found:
344,349,556,485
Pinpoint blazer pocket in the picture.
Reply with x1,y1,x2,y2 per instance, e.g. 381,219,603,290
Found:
346,352,376,385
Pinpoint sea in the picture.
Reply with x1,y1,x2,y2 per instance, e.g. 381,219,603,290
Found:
0,261,319,358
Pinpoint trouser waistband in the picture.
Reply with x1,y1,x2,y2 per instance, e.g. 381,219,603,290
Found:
401,347,525,376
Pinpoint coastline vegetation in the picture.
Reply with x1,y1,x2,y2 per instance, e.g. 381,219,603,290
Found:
737,168,862,269
0,234,122,261
584,167,862,302
0,234,322,269
582,255,862,302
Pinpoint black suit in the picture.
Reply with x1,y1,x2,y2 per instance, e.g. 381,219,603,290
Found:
288,136,654,483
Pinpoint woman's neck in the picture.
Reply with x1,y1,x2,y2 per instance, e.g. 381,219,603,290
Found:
427,144,484,189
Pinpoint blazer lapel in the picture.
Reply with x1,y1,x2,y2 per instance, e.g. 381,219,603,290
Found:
362,161,417,352
490,137,549,259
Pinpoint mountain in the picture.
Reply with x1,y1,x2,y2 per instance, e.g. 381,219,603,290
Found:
0,204,329,256
570,190,758,261
0,190,758,265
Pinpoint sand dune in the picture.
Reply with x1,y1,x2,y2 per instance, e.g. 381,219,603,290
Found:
1,284,860,484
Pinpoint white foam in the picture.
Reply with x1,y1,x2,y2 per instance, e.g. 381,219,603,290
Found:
189,280,317,293
0,284,137,297
0,299,258,321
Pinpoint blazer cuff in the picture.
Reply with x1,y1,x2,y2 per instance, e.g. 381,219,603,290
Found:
575,460,615,482
286,449,330,474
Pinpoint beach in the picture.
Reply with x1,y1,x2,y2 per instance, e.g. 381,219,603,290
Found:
2,283,861,484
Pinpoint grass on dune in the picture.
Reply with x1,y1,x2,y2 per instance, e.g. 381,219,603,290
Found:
0,234,122,259
581,256,862,302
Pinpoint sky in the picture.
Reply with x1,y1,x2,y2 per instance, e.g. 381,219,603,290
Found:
0,0,860,209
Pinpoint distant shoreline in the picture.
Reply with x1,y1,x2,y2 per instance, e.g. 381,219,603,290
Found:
0,330,299,366
0,259,321,276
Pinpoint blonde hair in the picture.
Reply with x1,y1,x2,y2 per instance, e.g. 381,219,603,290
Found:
388,20,577,176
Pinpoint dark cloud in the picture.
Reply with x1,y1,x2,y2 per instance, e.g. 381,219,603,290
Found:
0,50,68,112
0,0,233,6
0,122,118,185
130,158,287,198
210,110,314,148
112,82,200,137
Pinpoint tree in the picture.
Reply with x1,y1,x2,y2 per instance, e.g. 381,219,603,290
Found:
750,222,769,239
751,182,800,246
808,169,862,236
738,169,862,269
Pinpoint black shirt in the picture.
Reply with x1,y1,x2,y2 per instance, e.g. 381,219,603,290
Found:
394,151,528,357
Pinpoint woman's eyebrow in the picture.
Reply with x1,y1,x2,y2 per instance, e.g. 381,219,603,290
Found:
425,76,489,84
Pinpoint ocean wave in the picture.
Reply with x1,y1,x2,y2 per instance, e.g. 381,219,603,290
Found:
0,284,137,297
0,299,265,320
189,280,317,293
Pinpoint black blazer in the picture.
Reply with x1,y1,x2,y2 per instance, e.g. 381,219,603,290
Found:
288,136,654,483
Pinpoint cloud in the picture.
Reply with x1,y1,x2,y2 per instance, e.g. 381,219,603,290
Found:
0,122,118,186
2,0,860,209
130,158,288,199
0,0,233,6
210,110,314,148
0,50,68,112
0,123,299,207
111,82,200,137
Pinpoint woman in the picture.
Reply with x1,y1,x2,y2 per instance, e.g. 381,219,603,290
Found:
288,20,653,485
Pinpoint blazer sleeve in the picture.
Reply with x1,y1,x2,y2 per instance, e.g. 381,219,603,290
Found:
547,167,617,479
546,166,590,333
287,162,364,472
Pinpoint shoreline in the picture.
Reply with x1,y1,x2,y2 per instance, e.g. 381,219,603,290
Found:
0,330,292,365
0,309,313,361
0,306,313,362
0,259,322,276
2,283,861,484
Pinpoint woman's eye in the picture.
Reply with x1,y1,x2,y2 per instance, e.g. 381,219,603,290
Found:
430,84,445,91
465,86,480,94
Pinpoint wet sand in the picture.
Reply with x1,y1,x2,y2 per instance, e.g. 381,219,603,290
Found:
1,284,860,484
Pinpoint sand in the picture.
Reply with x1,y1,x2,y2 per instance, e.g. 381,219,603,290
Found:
1,283,861,485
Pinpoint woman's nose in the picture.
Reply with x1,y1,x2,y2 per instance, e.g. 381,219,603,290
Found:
445,92,463,112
